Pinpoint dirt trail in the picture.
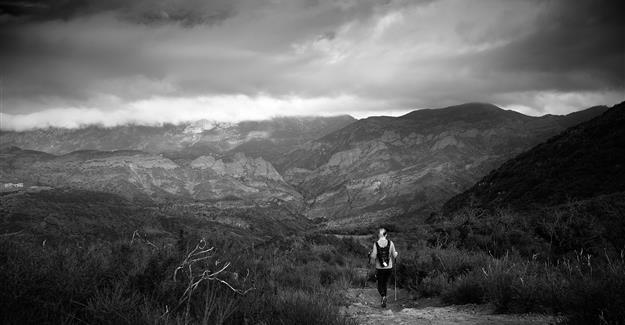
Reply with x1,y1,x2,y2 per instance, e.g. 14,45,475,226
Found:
340,287,559,325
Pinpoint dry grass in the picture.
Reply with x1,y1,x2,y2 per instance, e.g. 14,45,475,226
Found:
0,233,359,325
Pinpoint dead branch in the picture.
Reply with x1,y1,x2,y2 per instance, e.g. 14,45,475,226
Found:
172,239,254,325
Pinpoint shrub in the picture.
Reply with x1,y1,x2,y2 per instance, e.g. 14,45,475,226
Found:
319,251,333,264
441,270,484,304
268,290,356,325
0,236,357,325
319,268,341,286
419,272,449,297
398,239,625,324
556,251,625,324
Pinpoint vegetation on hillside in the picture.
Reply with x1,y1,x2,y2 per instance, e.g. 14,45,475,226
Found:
2,193,624,324
396,244,625,324
0,232,366,324
333,196,625,324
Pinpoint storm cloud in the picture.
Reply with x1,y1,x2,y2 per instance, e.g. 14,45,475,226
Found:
0,0,623,130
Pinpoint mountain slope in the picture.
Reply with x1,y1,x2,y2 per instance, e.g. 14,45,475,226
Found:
0,115,356,166
1,103,610,230
277,103,609,228
444,102,625,213
0,147,303,209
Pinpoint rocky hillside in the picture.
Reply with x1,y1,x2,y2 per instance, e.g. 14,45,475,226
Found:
0,103,610,230
277,103,608,228
0,115,356,165
0,147,303,209
444,101,625,213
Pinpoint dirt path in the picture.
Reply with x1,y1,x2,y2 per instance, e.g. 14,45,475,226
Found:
340,287,559,325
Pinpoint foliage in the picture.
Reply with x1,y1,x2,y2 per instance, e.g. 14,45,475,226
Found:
0,233,358,325
429,197,625,259
396,243,625,324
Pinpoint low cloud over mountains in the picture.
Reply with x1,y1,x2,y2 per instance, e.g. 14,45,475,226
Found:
1,0,623,130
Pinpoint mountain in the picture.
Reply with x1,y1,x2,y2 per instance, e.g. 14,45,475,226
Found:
0,103,610,230
276,103,609,228
0,147,303,210
0,115,356,165
443,102,625,213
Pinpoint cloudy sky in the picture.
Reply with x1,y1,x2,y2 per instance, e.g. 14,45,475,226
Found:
0,0,623,130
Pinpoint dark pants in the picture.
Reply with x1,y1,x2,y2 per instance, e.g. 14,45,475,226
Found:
376,268,392,297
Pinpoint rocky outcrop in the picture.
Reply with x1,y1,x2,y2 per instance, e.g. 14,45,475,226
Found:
190,152,284,182
0,148,302,208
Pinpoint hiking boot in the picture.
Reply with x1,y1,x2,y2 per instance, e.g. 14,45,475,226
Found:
381,296,387,308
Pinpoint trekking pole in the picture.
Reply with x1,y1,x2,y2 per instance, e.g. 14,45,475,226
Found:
394,256,397,302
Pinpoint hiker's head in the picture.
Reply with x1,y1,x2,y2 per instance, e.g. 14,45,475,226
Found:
377,227,387,239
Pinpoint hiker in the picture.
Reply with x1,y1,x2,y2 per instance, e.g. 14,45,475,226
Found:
369,227,398,308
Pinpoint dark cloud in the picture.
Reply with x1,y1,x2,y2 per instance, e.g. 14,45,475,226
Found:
487,0,625,90
0,0,236,26
0,0,623,129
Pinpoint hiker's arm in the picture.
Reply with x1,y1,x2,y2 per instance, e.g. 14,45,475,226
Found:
391,241,398,259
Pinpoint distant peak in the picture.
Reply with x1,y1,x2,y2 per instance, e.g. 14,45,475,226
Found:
400,102,515,121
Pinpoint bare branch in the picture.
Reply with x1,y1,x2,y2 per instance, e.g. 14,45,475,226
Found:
172,239,255,316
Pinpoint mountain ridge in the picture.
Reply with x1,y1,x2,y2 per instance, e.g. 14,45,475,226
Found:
1,102,611,229
443,101,625,214
275,103,610,228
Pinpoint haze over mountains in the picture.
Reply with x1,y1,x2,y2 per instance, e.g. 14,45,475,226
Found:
0,103,612,230
0,115,356,163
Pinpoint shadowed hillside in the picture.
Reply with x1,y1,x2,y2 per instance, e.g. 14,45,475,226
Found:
429,101,625,264
444,101,625,212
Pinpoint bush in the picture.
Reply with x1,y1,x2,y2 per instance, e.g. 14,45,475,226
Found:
395,245,488,297
419,272,449,297
0,236,357,325
398,242,625,324
557,252,625,324
268,290,355,325
441,271,485,304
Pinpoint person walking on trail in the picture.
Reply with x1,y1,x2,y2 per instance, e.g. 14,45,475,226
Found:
369,227,398,308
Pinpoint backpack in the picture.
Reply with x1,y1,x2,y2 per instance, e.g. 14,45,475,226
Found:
376,241,392,267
